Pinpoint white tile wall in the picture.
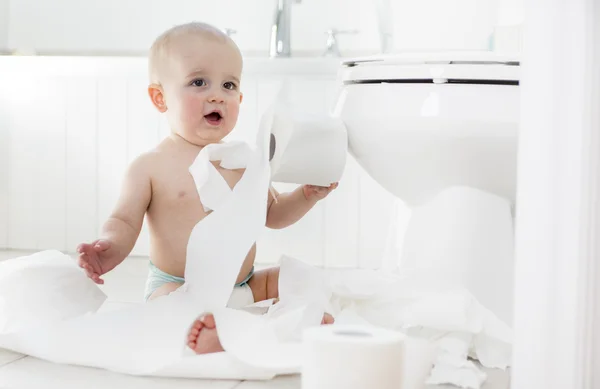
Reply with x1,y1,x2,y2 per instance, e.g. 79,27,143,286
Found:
0,0,8,50
4,0,380,55
65,79,99,251
1,0,519,55
0,76,8,249
0,56,402,269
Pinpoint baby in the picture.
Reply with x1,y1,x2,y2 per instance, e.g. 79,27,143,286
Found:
76,22,337,355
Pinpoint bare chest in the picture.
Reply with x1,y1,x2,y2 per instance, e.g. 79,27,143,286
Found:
151,160,245,212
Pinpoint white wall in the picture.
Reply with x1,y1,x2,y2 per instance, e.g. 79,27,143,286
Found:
1,0,521,56
391,0,499,51
0,0,8,50
0,51,7,247
496,0,524,25
0,56,402,269
5,0,380,55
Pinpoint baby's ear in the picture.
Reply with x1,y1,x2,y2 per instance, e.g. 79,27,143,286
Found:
148,84,167,113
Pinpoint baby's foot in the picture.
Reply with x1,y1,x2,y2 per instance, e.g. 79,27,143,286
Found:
187,314,224,354
321,313,335,325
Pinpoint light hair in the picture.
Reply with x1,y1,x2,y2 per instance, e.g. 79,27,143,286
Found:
148,21,241,84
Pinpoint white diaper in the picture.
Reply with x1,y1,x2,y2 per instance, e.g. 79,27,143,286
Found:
226,284,255,309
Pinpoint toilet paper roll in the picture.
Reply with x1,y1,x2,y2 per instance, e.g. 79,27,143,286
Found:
261,103,348,187
302,325,405,389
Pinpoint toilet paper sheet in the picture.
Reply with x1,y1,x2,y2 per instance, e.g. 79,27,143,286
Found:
260,255,512,388
0,250,511,387
315,264,513,389
0,107,279,377
0,104,510,388
0,103,348,379
183,140,269,307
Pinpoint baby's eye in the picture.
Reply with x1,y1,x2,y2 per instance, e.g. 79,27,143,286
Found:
223,81,237,90
191,79,206,87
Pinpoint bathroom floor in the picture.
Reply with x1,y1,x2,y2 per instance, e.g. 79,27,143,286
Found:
0,250,510,389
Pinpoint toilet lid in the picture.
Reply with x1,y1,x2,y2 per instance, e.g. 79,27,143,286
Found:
340,51,520,84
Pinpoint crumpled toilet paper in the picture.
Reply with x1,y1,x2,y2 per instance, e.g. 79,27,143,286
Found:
0,250,511,386
0,103,511,388
0,250,107,335
425,333,487,389
267,255,512,389
317,264,513,388
0,100,286,378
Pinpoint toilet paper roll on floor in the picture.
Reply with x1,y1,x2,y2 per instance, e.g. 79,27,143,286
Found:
260,103,348,187
302,325,405,389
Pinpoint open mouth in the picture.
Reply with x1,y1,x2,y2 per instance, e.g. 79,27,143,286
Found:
204,111,223,126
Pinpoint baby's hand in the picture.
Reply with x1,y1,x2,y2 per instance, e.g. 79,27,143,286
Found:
76,239,113,284
302,183,339,201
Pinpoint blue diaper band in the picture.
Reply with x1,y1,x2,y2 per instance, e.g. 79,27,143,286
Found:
144,261,254,301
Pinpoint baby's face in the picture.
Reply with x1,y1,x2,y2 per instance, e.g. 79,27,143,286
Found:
161,34,243,146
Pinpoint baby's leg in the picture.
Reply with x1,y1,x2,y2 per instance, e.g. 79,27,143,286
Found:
147,282,223,354
247,267,334,325
247,267,279,302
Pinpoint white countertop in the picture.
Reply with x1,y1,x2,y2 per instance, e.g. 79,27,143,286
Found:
0,54,343,77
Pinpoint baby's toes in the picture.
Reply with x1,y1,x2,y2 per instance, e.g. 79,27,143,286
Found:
193,319,204,330
200,314,216,329
321,313,335,325
187,320,203,343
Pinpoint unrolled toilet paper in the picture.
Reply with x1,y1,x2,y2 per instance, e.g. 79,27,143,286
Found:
262,103,348,187
0,94,511,388
302,325,405,389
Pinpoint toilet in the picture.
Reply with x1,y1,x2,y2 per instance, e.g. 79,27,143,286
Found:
333,52,520,325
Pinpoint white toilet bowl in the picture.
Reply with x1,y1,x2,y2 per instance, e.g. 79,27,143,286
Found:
333,52,520,325
333,52,520,206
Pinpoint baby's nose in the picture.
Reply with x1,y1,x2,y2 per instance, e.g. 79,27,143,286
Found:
208,91,225,103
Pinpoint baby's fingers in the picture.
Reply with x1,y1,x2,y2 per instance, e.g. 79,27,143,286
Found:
93,240,110,252
76,243,91,254
77,255,96,278
91,274,104,285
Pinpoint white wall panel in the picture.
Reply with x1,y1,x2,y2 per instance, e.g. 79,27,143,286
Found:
96,79,128,246
35,79,67,251
65,79,99,252
7,77,43,249
0,57,402,271
0,71,10,248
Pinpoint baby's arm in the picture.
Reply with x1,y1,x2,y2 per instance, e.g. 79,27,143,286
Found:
265,185,316,229
100,154,153,260
77,153,153,282
265,183,338,229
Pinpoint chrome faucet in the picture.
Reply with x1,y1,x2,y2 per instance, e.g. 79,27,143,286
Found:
270,0,301,58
